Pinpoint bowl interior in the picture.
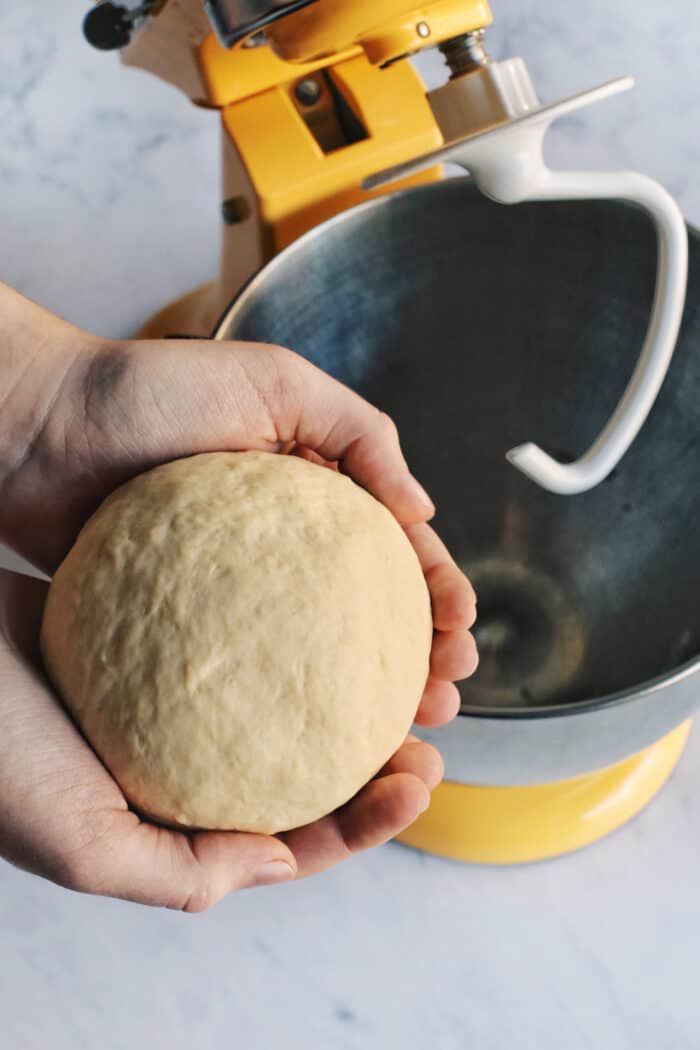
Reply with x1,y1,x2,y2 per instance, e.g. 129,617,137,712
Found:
218,180,700,713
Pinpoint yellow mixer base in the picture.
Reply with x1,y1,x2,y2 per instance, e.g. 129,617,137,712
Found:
398,719,692,864
136,282,218,340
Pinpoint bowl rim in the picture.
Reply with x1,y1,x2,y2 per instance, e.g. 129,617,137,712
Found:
213,176,699,341
457,653,700,721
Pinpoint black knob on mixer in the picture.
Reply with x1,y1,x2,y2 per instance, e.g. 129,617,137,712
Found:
82,3,138,50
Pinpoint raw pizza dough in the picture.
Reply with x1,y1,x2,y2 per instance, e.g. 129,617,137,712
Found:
41,451,432,833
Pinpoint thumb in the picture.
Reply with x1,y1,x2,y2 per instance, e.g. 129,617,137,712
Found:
61,815,297,912
183,828,297,911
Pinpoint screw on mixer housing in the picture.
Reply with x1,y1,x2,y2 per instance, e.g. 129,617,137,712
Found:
440,28,490,78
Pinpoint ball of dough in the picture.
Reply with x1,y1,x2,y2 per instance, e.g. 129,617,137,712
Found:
40,451,432,834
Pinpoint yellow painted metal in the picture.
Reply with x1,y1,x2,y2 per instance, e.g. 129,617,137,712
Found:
398,720,692,864
198,30,360,107
220,52,444,249
267,0,493,66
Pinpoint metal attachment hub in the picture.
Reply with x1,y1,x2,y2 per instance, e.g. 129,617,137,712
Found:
440,28,490,78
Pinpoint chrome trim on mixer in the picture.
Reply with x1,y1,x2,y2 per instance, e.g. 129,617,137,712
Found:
204,0,318,49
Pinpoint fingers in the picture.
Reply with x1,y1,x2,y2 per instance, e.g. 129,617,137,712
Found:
338,773,430,853
57,811,297,912
379,734,444,788
280,772,430,879
405,523,476,631
337,414,434,525
426,562,478,632
287,444,339,470
276,350,434,524
415,677,461,726
281,738,441,879
430,627,479,681
403,523,479,684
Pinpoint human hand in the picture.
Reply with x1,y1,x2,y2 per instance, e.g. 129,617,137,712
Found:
0,296,477,909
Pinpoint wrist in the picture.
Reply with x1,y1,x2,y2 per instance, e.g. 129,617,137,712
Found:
0,284,85,486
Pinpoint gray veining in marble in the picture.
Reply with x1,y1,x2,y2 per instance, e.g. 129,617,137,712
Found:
1,2,699,1047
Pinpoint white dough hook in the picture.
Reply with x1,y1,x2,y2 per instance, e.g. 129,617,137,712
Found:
364,75,688,495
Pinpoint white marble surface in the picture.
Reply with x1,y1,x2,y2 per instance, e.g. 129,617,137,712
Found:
2,2,700,1047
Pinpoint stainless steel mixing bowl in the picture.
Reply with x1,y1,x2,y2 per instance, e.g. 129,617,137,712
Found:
214,180,700,785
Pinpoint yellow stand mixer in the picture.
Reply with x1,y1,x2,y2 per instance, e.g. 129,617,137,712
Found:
83,0,695,864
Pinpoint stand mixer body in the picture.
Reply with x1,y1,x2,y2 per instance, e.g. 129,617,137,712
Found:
87,0,697,862
132,0,497,337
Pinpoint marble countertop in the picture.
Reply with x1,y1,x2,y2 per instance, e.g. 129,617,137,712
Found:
2,2,699,1047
